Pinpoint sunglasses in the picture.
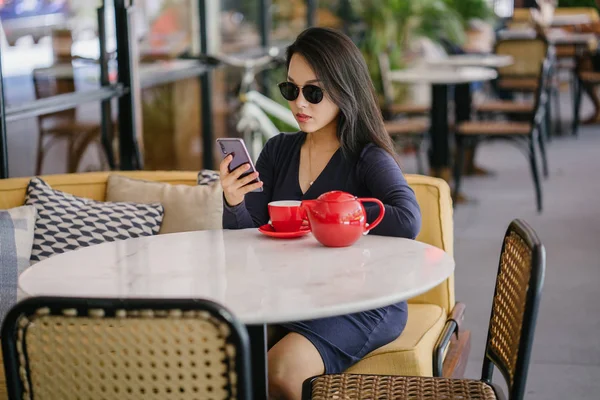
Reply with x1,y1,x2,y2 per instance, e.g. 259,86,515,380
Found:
278,82,324,104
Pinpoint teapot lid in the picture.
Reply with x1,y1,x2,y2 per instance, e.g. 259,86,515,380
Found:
317,191,356,202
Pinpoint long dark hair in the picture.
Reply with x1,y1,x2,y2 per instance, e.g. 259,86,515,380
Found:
286,27,398,163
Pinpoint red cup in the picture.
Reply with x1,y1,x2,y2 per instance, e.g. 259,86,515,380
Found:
268,200,304,232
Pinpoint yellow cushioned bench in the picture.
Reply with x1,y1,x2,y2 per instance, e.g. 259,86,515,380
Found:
0,171,463,384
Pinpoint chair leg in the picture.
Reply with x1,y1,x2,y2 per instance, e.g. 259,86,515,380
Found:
528,140,543,212
544,98,553,143
553,72,562,135
572,76,583,137
453,136,466,203
537,128,549,179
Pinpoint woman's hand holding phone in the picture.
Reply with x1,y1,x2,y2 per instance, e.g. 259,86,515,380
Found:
219,155,264,207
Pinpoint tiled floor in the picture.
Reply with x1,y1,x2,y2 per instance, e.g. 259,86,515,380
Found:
447,127,600,398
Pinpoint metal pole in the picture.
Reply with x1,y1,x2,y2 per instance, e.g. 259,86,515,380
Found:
0,20,8,179
259,0,272,48
114,0,142,170
306,0,317,27
258,0,272,97
97,1,115,170
199,0,214,170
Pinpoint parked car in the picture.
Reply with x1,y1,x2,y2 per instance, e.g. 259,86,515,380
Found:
0,0,70,45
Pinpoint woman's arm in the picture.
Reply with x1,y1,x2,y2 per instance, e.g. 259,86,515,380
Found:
359,145,421,239
222,135,279,229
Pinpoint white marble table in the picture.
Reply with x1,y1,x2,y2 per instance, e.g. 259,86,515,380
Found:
546,31,597,46
19,229,454,399
426,54,514,69
550,14,592,27
19,229,454,325
390,66,497,85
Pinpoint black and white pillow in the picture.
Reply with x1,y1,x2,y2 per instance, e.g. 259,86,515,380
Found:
197,170,220,186
25,177,164,263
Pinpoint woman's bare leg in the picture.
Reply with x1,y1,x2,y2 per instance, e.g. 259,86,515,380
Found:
268,333,325,400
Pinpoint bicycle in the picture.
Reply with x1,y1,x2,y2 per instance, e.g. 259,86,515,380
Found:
199,47,300,162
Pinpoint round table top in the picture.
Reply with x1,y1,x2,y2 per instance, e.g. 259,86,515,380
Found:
18,229,455,325
546,31,597,45
426,55,514,68
390,66,497,84
550,14,592,27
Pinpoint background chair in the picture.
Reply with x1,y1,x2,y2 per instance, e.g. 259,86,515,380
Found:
378,52,430,174
304,218,546,400
1,297,252,400
494,37,549,94
454,60,551,212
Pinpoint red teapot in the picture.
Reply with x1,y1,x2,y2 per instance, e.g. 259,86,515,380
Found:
301,191,385,247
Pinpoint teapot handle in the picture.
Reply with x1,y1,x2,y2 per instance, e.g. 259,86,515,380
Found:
358,198,385,233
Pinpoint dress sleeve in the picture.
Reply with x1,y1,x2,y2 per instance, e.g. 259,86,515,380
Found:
358,145,421,239
222,134,281,229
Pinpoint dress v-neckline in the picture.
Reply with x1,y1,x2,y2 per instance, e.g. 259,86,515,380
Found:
296,132,341,197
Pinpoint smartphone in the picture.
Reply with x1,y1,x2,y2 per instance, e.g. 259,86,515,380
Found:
216,138,263,192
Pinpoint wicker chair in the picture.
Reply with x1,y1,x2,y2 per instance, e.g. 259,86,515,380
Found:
494,38,549,94
1,297,252,400
303,218,546,400
453,60,552,213
572,68,600,137
475,46,556,143
378,52,430,174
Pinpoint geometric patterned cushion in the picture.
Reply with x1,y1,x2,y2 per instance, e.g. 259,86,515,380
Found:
197,170,220,186
0,205,36,322
25,177,164,264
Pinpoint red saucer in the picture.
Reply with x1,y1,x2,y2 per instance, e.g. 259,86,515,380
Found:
258,224,311,239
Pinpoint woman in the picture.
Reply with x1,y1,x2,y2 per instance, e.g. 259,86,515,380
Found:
220,27,421,400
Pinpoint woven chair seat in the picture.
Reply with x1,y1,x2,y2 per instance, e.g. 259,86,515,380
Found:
474,100,534,114
388,103,430,115
498,78,539,92
309,374,497,400
579,71,600,83
385,119,429,136
0,352,6,399
555,44,576,58
457,121,531,135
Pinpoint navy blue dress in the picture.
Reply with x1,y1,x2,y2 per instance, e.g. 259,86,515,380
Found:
223,132,421,373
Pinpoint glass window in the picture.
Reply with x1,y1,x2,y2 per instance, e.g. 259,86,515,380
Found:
272,0,306,44
221,0,260,54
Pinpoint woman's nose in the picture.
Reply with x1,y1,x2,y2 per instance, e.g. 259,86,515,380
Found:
295,89,309,108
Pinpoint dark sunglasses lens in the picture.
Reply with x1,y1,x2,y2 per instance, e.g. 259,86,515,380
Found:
279,82,299,101
303,85,324,104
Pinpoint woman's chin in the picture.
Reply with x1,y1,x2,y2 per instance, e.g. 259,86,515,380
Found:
298,120,320,133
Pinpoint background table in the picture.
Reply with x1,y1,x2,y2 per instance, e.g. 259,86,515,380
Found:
20,229,455,399
426,54,514,69
390,66,497,181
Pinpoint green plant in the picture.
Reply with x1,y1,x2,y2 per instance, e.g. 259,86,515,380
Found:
443,0,495,28
348,0,466,96
558,0,599,8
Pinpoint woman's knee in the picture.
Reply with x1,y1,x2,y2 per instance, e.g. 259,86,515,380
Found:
268,363,297,400
267,333,325,400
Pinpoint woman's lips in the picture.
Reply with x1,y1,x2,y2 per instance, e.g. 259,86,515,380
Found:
296,114,312,123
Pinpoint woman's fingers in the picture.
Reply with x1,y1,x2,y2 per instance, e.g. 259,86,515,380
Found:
222,164,251,188
240,180,264,194
219,154,233,178
232,171,260,189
